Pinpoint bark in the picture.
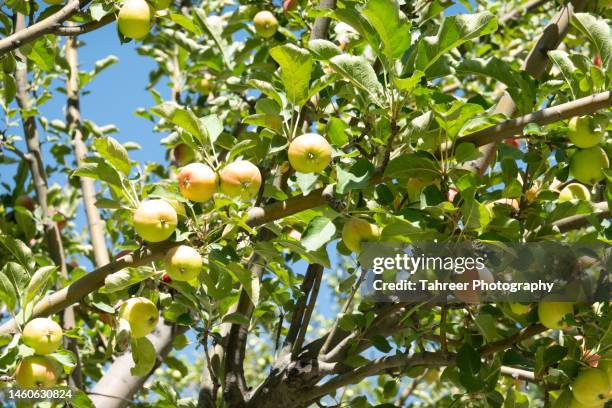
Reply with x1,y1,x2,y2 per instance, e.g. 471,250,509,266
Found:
65,27,110,268
89,319,182,407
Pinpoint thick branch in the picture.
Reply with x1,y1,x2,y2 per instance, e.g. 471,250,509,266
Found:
291,264,323,359
65,27,110,268
54,13,116,36
311,0,336,41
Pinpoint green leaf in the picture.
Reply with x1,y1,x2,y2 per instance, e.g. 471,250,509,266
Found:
226,263,260,306
93,136,131,175
0,236,35,272
301,216,336,252
24,266,57,303
194,8,234,70
170,13,202,35
2,262,30,291
0,272,17,312
307,39,342,60
14,207,36,240
102,267,158,293
326,117,349,147
243,114,283,132
572,13,612,72
151,102,208,144
27,38,56,71
49,349,77,373
461,195,490,231
222,312,251,325
131,337,156,376
275,239,331,268
201,115,223,143
70,390,96,408
547,50,580,98
72,157,124,187
384,154,440,180
270,44,313,106
336,159,374,194
362,0,411,59
329,54,385,106
394,71,424,92
457,344,483,392
414,12,498,72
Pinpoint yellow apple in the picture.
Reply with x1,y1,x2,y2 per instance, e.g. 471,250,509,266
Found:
341,218,380,253
288,133,332,174
572,368,610,406
21,318,63,355
569,398,604,408
165,245,202,281
133,199,178,242
178,163,218,202
15,356,59,388
568,116,605,149
219,160,262,201
509,303,531,315
253,10,278,38
570,147,609,185
118,0,152,40
119,297,159,338
538,302,574,330
559,183,591,203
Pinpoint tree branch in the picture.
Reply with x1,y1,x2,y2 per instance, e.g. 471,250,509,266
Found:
291,264,323,359
54,13,116,36
65,26,110,268
552,202,609,232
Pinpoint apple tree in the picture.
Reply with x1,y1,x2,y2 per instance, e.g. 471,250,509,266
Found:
0,0,611,407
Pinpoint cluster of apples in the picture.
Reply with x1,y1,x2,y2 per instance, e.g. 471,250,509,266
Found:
567,115,609,186
14,318,63,388
117,0,171,40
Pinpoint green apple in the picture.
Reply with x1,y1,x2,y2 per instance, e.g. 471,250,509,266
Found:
341,218,380,253
570,147,609,185
178,163,218,202
118,0,152,40
559,183,591,203
119,297,159,338
572,368,610,406
569,397,604,408
133,199,178,242
21,318,63,355
568,116,605,149
288,133,332,174
538,302,574,330
15,356,59,388
172,144,196,166
165,245,203,281
509,303,531,315
253,10,278,38
219,160,262,201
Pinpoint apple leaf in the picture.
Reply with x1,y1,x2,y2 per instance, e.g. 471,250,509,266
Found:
329,55,385,107
326,117,349,147
131,337,156,377
413,12,497,73
0,236,36,273
301,216,336,252
270,44,313,106
102,267,158,293
547,50,581,99
222,312,251,326
72,157,124,188
201,115,223,143
2,262,30,291
307,39,342,61
226,262,260,306
274,239,331,268
93,136,131,175
50,350,77,373
571,13,612,72
24,266,57,304
336,159,374,194
151,102,208,145
14,207,37,240
0,272,17,312
384,154,440,180
361,0,411,60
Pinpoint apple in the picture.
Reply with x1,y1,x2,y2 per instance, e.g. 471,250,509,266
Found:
195,76,213,95
341,218,381,253
453,266,494,304
559,183,591,203
15,356,59,388
568,116,605,148
119,297,159,338
570,147,609,185
165,245,202,281
15,195,36,211
423,368,439,384
253,11,278,38
172,144,196,166
133,199,178,242
509,303,531,315
178,163,218,202
569,398,605,408
594,55,602,67
572,368,610,406
504,138,520,148
538,302,574,330
288,133,332,174
118,0,152,40
219,160,262,201
21,318,63,355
